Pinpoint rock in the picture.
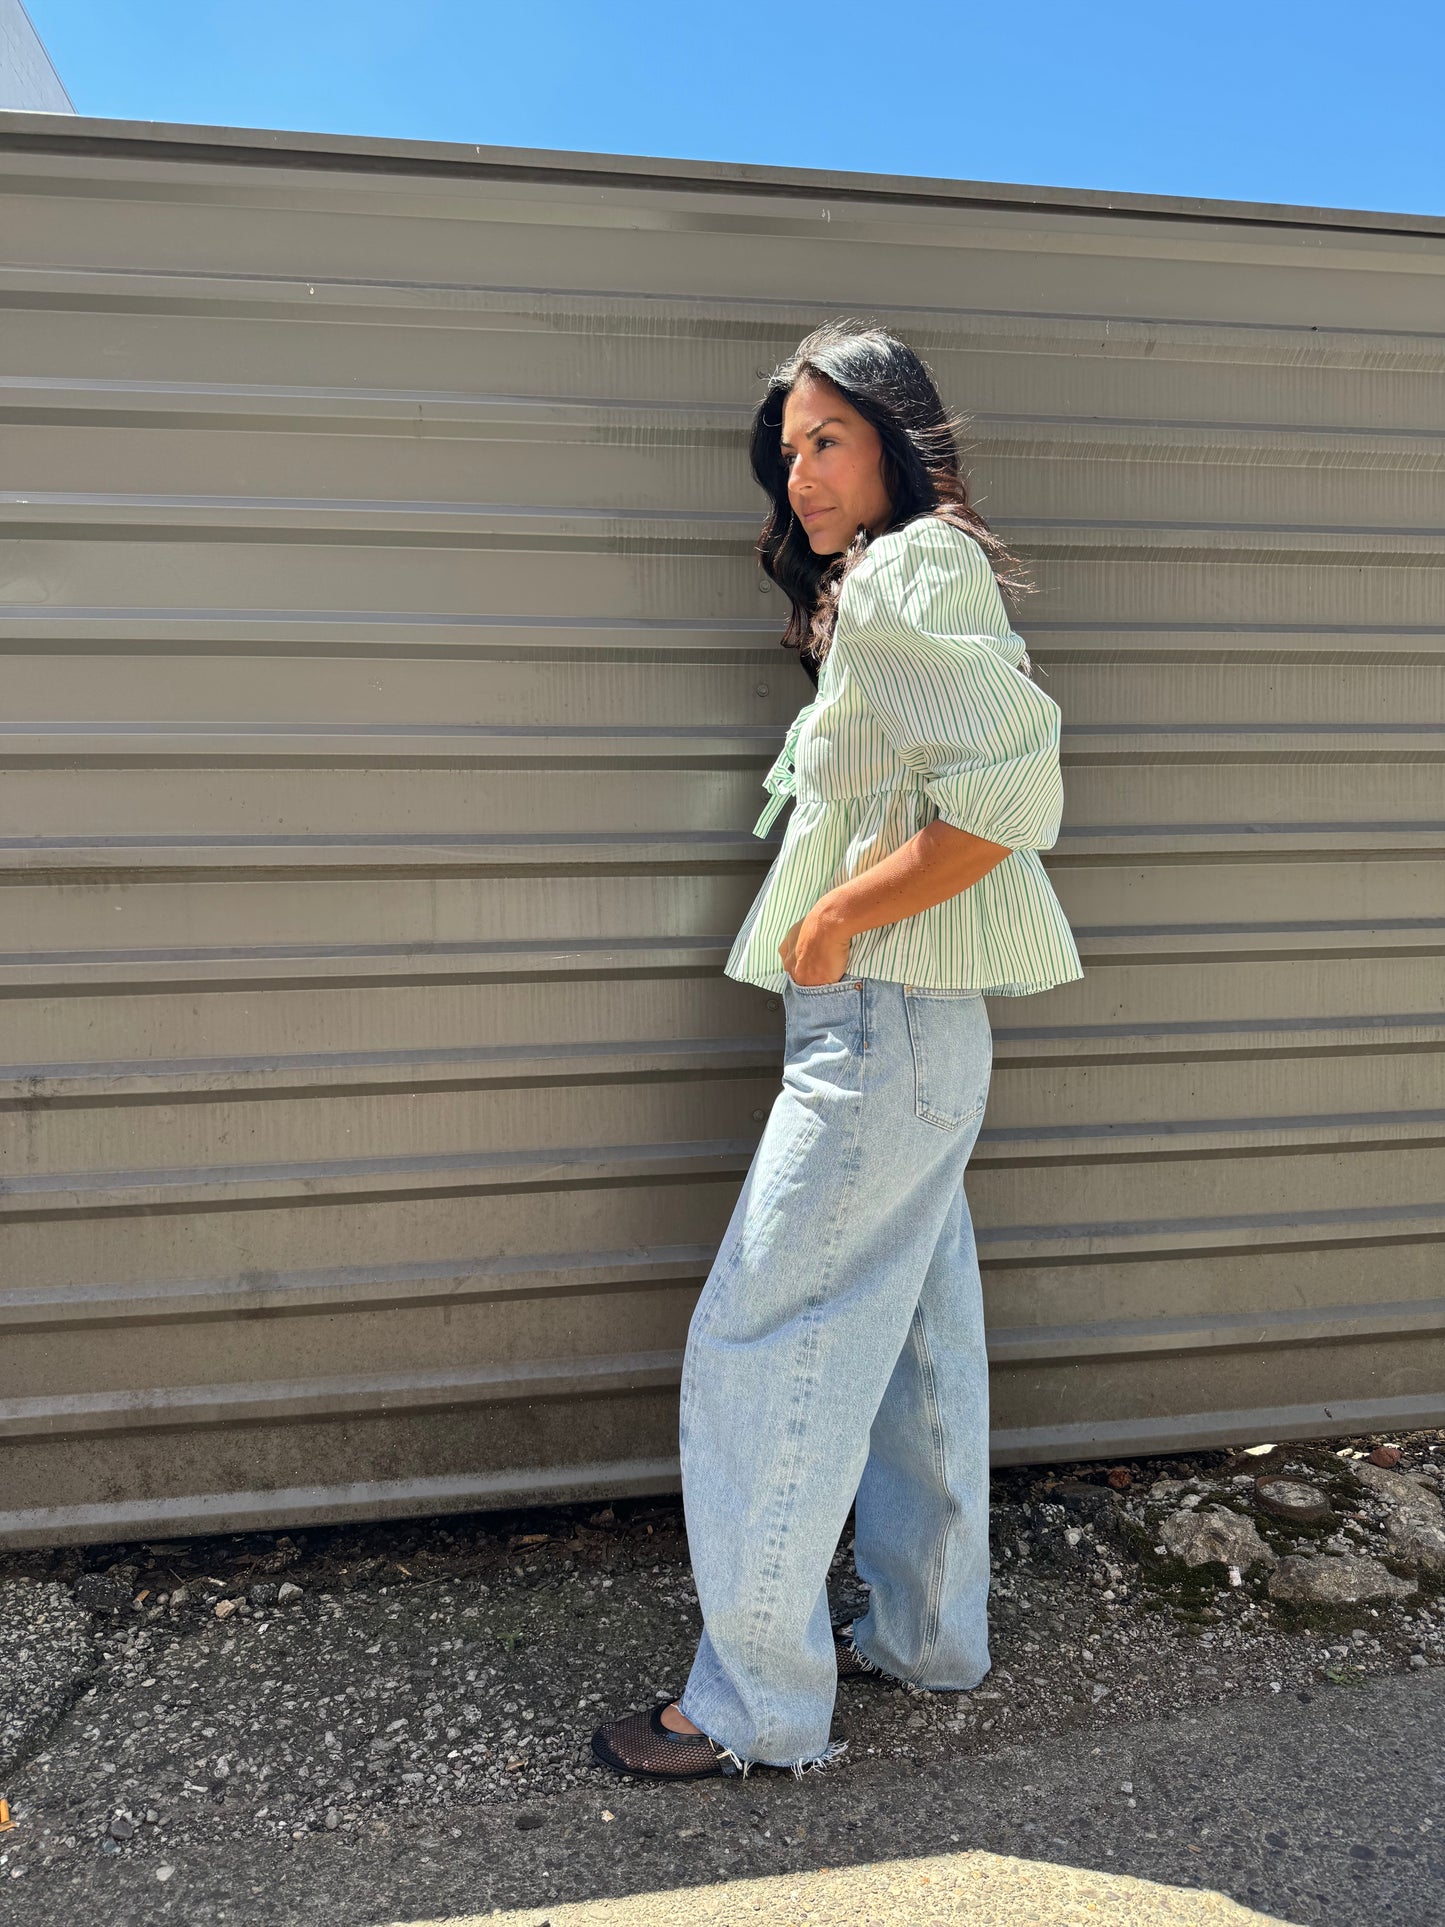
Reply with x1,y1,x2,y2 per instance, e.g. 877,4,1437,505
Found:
248,1583,279,1608
1386,1518,1445,1574
1368,1445,1403,1468
1106,1467,1132,1490
1352,1463,1443,1522
1268,1554,1416,1604
1160,1504,1278,1571
1254,1478,1332,1524
1050,1482,1120,1526
213,1598,238,1620
108,1815,134,1840
277,1582,304,1603
74,1575,132,1614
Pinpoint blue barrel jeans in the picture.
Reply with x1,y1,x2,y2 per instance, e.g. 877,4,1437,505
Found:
677,974,994,1770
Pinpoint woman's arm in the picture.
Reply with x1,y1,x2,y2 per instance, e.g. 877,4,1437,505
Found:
779,819,1010,986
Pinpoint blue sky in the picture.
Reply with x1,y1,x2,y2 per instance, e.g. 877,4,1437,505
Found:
23,0,1445,217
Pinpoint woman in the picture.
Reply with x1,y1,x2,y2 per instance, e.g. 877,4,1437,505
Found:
592,321,1083,1780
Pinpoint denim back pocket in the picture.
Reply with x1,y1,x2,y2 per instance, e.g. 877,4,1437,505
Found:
903,987,990,1131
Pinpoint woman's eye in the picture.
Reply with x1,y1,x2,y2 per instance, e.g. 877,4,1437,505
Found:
781,438,833,467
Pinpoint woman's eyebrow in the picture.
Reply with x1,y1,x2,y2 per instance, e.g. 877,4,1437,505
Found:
779,415,846,449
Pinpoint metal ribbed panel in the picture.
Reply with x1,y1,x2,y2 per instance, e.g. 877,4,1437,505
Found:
2,116,1443,1547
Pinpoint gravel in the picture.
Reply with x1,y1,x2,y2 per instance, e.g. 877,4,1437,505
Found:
0,1427,1441,1890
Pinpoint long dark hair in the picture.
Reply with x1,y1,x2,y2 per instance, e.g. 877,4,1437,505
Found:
750,319,1031,681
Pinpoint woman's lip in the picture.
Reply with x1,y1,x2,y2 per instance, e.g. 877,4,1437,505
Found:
801,508,832,522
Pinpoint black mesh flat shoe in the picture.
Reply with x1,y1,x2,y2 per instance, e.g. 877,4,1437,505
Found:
591,1703,742,1780
834,1622,887,1683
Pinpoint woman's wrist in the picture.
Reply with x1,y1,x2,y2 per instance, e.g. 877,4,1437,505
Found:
807,891,859,941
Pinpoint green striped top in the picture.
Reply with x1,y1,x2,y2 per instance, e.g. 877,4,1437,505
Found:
725,515,1084,997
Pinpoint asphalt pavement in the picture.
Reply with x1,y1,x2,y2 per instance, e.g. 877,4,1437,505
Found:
3,1663,1440,1925
6,1437,1443,1923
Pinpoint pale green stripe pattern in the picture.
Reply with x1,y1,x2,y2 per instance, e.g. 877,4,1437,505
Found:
725,517,1084,998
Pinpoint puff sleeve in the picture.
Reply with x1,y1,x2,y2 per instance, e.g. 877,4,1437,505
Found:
835,519,1065,852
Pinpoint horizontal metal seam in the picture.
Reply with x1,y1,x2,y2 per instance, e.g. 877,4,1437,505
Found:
0,1458,686,1552
7,1303,1444,1435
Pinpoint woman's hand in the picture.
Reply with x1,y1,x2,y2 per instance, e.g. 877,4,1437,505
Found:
779,905,852,987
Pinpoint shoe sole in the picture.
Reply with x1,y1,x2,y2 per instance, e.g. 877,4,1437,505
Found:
590,1731,726,1781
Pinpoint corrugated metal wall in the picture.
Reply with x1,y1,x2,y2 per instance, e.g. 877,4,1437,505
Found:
3,116,1443,1548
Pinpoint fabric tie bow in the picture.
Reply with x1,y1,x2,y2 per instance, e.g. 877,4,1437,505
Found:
752,702,816,837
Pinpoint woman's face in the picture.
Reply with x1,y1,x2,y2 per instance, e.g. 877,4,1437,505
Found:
780,373,893,555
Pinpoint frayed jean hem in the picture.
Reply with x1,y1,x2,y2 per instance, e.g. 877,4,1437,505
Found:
847,1631,990,1699
675,1697,849,1778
